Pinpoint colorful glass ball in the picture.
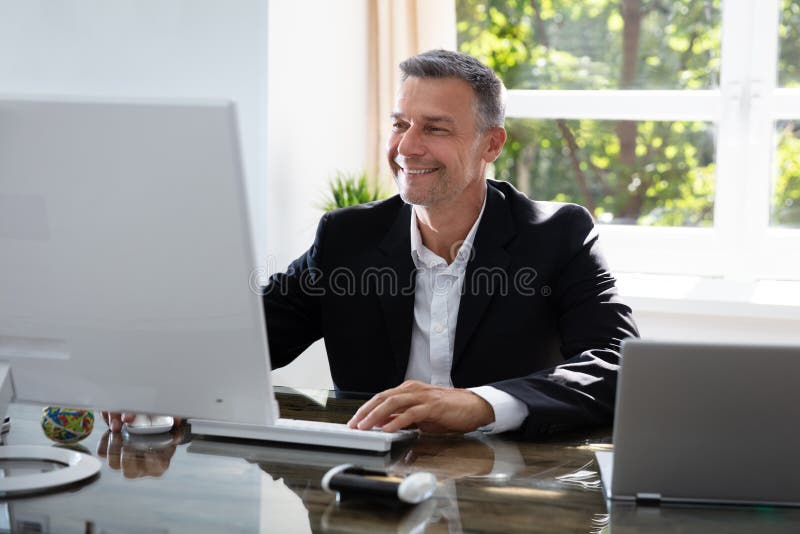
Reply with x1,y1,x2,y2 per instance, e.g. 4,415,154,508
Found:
40,406,95,444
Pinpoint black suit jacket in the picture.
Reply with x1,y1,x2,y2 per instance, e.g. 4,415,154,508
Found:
264,180,638,438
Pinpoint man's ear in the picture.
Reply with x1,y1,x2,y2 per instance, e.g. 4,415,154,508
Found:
482,126,507,163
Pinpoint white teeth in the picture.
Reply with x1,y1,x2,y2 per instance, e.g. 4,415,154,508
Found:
406,168,437,175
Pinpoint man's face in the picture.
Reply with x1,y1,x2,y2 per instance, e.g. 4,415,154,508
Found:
387,76,502,208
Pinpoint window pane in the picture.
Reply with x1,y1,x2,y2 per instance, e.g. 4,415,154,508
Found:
779,0,800,87
456,0,721,90
772,120,800,227
493,119,715,226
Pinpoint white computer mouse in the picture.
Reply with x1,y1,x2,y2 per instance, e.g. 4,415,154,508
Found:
123,414,175,435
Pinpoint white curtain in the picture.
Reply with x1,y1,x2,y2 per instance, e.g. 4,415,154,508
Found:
366,0,457,188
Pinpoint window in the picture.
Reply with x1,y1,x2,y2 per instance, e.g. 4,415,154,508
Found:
497,118,716,227
457,0,800,280
773,120,800,226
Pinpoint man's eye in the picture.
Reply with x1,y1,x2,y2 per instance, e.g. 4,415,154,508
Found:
427,126,448,133
392,123,408,132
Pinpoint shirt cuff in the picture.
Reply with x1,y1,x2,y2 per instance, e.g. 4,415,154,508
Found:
468,386,528,434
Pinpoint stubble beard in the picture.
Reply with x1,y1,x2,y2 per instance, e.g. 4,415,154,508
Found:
394,168,452,207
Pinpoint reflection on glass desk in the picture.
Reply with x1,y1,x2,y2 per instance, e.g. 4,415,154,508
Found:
1,387,799,533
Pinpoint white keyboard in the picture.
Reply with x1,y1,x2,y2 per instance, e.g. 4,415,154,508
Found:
188,417,417,453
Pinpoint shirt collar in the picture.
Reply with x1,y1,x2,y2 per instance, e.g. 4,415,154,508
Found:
409,192,487,270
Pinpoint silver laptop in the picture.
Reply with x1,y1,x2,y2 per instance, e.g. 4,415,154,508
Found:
596,339,800,507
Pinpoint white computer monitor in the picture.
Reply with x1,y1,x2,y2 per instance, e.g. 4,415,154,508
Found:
0,96,277,427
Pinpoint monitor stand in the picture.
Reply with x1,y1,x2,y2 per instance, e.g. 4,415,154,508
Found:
0,362,102,497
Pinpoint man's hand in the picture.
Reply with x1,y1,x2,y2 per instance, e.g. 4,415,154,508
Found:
101,411,135,433
101,411,182,433
347,380,495,434
96,426,186,479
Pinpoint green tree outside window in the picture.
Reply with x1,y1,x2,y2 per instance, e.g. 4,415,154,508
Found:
457,0,800,227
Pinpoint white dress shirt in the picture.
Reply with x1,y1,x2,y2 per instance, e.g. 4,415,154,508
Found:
404,196,528,434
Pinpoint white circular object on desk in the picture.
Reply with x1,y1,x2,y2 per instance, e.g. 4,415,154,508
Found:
0,445,101,496
398,472,438,504
123,414,174,435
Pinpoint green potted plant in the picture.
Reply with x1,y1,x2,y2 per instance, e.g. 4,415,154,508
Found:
320,171,387,211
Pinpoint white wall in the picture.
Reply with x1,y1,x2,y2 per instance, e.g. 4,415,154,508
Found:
264,0,369,268
266,0,368,389
0,0,270,263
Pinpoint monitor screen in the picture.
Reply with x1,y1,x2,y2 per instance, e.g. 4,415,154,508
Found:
0,97,275,425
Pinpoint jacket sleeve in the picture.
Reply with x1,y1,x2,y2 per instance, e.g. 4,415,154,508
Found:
490,206,639,439
262,213,329,369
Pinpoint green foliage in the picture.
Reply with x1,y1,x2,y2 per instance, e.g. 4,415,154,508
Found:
779,0,800,87
773,121,800,226
458,0,721,91
773,3,800,227
495,117,715,226
320,171,386,212
456,0,800,228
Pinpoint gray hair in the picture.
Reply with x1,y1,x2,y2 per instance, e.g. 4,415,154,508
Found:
399,49,506,131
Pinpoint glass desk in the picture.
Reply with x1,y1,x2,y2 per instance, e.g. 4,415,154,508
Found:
1,388,799,533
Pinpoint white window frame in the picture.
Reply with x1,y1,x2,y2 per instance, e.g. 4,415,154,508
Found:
500,0,800,282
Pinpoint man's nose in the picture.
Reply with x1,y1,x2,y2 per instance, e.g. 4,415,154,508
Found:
396,125,425,157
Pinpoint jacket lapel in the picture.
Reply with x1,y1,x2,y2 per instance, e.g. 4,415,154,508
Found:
453,185,516,367
376,203,417,382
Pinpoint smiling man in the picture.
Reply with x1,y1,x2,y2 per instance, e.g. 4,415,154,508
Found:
260,50,638,439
